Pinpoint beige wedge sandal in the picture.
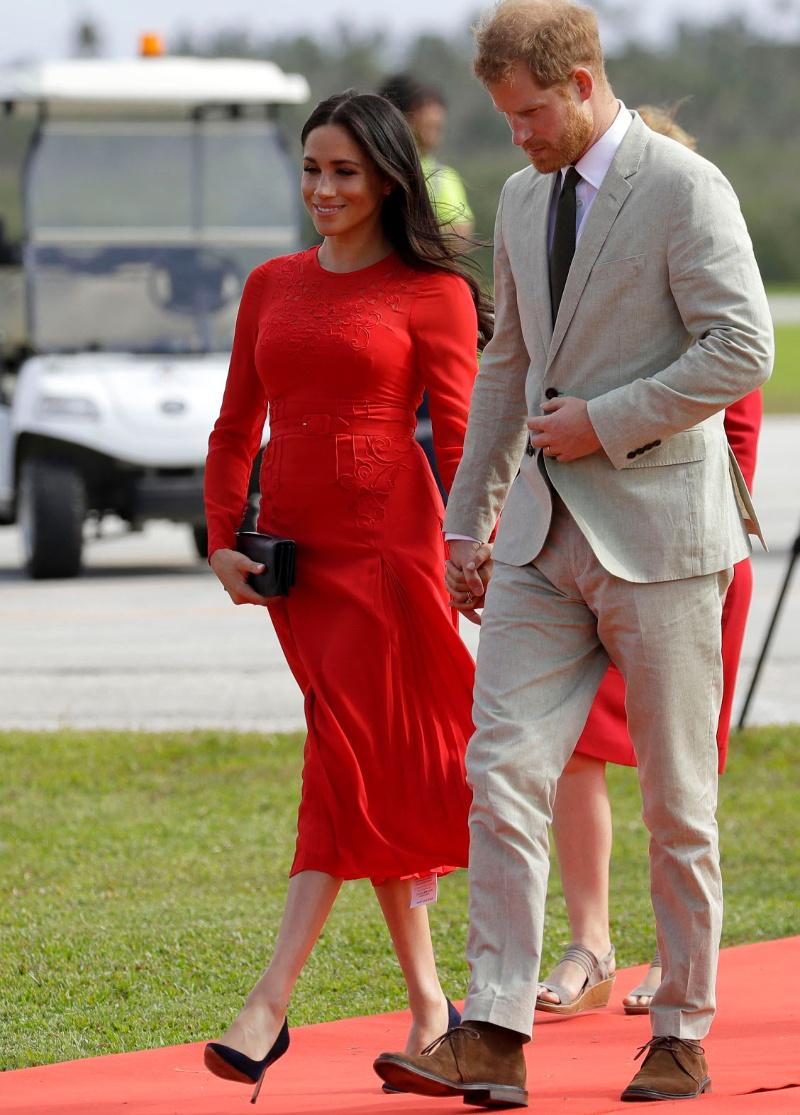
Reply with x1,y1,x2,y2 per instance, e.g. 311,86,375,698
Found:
622,949,662,1015
536,943,616,1016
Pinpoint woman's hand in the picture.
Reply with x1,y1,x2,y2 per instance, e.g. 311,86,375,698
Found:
210,548,270,606
445,540,494,626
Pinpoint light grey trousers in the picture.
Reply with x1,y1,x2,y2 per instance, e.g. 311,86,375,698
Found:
463,497,731,1040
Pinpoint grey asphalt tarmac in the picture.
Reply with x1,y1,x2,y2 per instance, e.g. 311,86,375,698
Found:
769,293,800,325
1,415,798,732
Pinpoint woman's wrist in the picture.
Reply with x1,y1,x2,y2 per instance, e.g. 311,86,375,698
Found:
208,546,233,572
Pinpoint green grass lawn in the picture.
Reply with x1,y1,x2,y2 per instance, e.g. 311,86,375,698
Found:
0,726,797,1070
766,324,800,413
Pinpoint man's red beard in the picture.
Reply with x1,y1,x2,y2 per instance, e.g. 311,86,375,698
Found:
525,95,594,174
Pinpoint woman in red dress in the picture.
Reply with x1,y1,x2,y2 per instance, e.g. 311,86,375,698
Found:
202,91,491,1099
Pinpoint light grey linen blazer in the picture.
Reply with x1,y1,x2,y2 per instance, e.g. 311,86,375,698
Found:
444,114,774,583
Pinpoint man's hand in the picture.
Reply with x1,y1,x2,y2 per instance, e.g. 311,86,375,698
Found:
445,539,493,626
209,548,270,606
527,396,602,462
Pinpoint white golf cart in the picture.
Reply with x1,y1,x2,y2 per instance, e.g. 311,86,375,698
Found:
0,53,309,577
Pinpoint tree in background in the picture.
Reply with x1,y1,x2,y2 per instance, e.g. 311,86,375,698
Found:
174,15,800,283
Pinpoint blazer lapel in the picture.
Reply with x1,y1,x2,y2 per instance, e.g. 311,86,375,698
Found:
518,171,556,356
535,174,559,353
546,115,649,368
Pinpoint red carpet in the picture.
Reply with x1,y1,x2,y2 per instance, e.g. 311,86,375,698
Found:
2,937,797,1114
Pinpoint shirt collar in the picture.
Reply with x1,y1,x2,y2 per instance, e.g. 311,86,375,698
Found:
566,101,633,191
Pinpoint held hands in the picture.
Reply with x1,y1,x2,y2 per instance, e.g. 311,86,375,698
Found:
445,539,494,626
527,396,602,462
210,548,269,606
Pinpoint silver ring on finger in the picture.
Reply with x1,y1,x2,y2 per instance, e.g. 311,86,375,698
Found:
465,592,473,605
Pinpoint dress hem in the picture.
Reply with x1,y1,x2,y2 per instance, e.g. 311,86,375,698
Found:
289,861,466,884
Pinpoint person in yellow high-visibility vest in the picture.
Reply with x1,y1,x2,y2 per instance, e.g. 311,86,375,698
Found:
380,73,474,239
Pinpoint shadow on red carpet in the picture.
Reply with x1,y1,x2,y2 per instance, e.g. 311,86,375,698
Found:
2,937,797,1114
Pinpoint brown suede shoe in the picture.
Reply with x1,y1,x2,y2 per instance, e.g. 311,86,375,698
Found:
373,1021,528,1109
621,1036,711,1102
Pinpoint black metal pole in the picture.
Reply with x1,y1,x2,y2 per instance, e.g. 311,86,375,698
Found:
737,529,800,729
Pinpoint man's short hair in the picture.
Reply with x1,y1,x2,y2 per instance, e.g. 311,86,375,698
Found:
473,0,607,89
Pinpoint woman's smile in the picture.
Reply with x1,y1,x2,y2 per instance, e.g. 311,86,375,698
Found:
302,124,389,242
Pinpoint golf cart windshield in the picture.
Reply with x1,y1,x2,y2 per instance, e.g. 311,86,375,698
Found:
26,118,297,353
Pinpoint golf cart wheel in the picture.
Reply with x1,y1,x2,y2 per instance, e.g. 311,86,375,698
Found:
191,523,209,559
18,456,86,579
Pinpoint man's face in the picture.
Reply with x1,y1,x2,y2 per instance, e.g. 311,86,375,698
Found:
487,61,593,174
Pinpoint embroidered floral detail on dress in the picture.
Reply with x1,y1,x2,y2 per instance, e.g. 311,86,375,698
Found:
336,435,412,528
265,251,412,353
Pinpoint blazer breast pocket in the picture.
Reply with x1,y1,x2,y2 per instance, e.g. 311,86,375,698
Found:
591,252,646,283
620,426,706,469
582,255,647,337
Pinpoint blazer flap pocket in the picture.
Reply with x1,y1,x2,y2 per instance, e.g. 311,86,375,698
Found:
592,252,646,273
621,427,706,469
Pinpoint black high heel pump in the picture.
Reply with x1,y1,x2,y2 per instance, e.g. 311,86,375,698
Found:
382,998,461,1095
204,1018,290,1104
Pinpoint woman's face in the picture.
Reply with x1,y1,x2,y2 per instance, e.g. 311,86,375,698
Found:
302,124,389,241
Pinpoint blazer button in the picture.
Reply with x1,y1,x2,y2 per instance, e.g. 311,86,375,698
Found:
525,440,535,457
544,388,560,400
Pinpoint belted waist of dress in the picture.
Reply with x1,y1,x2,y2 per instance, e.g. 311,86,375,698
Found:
269,400,416,438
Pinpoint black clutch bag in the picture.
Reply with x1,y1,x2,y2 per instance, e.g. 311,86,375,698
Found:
236,531,297,598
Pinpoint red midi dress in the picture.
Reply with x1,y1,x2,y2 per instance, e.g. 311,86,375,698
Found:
574,389,763,773
204,247,477,881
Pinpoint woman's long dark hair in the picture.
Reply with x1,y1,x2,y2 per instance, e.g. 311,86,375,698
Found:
301,91,493,350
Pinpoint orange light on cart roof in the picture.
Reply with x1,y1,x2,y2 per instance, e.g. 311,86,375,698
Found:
139,32,165,57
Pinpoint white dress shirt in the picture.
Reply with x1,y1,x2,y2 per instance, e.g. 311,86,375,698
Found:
548,102,633,249
446,103,634,546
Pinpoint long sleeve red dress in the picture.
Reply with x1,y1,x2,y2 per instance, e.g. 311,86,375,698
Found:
574,389,763,773
204,247,477,881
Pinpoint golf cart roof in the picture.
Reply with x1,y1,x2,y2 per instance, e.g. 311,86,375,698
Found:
0,56,310,109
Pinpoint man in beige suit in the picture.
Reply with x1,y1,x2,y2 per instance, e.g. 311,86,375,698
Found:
374,1,773,1108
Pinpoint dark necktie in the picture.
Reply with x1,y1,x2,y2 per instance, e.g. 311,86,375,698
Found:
548,166,581,324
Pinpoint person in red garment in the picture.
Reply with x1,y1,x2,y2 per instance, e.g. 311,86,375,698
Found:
535,106,763,1019
201,91,491,1101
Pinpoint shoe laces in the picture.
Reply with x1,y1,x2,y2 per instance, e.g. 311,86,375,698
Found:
635,1036,704,1061
420,1025,481,1057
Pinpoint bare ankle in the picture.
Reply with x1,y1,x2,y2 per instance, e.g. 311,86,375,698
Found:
242,988,287,1021
570,937,613,966
407,987,446,1017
